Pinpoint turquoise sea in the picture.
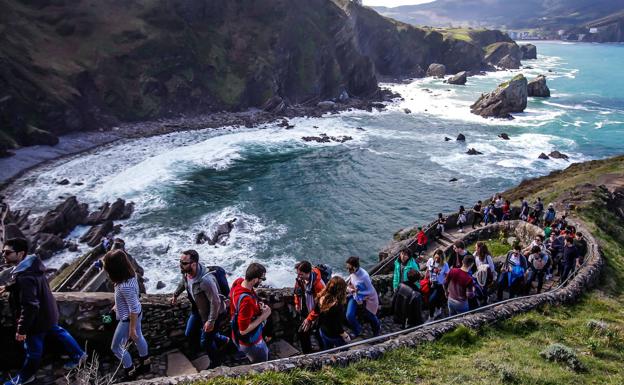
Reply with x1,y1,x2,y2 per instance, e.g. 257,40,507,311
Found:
7,41,624,291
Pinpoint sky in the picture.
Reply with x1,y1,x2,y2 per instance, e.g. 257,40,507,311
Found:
363,0,435,7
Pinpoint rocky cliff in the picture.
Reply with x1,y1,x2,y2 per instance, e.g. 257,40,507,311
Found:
0,0,514,153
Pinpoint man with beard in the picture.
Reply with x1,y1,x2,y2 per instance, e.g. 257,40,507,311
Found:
229,263,271,363
170,250,229,369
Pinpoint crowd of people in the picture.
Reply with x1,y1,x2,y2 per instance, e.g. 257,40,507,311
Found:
0,195,589,384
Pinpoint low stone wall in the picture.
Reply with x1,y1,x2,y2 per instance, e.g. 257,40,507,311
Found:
125,218,603,385
0,275,394,364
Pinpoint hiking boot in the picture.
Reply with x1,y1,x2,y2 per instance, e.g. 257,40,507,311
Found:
137,356,152,375
3,375,35,385
124,365,137,381
63,353,88,370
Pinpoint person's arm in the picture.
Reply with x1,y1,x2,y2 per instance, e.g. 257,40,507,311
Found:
465,278,475,299
305,276,325,322
16,276,39,338
200,275,221,331
240,300,271,335
170,278,185,305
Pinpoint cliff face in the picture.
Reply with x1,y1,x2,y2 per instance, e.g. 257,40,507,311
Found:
0,0,380,150
340,2,515,76
0,0,513,153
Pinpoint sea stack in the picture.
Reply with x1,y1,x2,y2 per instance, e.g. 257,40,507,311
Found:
528,75,551,97
470,74,528,118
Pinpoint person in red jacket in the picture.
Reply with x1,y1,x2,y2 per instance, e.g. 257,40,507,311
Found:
414,227,428,257
293,261,326,353
229,263,271,363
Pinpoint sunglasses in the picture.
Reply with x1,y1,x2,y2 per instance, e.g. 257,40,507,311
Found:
179,260,192,266
1,250,16,256
260,276,266,281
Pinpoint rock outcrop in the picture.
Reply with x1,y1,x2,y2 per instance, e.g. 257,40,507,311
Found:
447,71,467,85
470,74,528,118
549,150,569,160
520,44,537,59
466,148,483,155
484,42,522,69
527,75,551,97
426,63,447,78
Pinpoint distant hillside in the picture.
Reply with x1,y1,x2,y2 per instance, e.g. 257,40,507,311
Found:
374,0,624,41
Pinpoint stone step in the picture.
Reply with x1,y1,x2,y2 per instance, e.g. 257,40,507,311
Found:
269,339,300,359
191,354,211,372
166,350,198,377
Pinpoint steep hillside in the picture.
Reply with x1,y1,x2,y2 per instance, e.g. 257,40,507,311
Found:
0,0,514,154
375,0,624,41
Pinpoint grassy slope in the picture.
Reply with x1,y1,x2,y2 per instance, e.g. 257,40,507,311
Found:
190,156,624,385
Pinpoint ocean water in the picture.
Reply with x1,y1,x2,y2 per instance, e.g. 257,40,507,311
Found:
6,42,624,291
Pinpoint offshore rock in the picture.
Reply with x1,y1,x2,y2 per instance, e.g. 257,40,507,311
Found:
549,151,569,160
520,44,537,60
539,153,550,160
456,134,466,141
466,148,483,155
447,71,467,85
527,75,551,97
426,63,446,78
484,42,521,69
498,133,510,140
470,74,528,118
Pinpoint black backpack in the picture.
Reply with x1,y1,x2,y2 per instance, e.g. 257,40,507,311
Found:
206,265,230,297
315,264,333,285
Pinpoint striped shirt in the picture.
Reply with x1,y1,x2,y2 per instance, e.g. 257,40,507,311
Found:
114,276,141,321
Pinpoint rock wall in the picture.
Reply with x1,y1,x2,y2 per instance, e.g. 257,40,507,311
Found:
123,218,603,384
0,274,394,363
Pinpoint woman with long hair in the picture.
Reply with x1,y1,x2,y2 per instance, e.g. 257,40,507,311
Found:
104,249,150,379
426,249,449,320
316,276,351,349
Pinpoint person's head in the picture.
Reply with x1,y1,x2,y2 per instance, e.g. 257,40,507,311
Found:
111,238,125,251
245,263,267,288
318,276,347,313
512,244,522,254
576,232,584,239
520,197,524,202
103,249,135,284
2,238,29,265
453,240,465,253
459,205,465,212
530,245,541,255
438,213,443,219
478,200,482,205
534,234,544,244
418,226,423,232
475,241,490,259
433,249,444,263
345,256,360,274
550,232,557,240
399,248,411,264
462,255,475,270
295,260,312,281
537,197,542,202
179,249,199,274
505,200,510,205
407,269,420,284
565,236,574,245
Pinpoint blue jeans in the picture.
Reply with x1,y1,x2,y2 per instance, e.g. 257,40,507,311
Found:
447,298,469,316
185,312,229,366
239,339,269,363
19,325,84,379
346,298,381,337
319,329,346,349
111,313,149,369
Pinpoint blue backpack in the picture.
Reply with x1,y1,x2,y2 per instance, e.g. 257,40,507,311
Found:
207,265,230,297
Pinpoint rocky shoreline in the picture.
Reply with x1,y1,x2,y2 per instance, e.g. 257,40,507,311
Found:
0,96,389,188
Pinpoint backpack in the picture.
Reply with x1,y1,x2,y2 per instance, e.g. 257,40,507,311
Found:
315,264,333,285
206,265,230,297
545,209,556,222
230,293,263,346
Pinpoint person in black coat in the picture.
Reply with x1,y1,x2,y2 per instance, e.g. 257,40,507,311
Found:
1,238,86,384
392,269,424,328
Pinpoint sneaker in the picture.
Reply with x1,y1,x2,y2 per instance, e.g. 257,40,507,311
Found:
433,308,443,319
458,229,463,233
3,374,35,385
545,274,552,281
63,353,88,370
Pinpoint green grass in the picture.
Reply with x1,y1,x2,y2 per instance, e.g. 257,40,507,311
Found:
187,155,624,385
467,238,511,257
